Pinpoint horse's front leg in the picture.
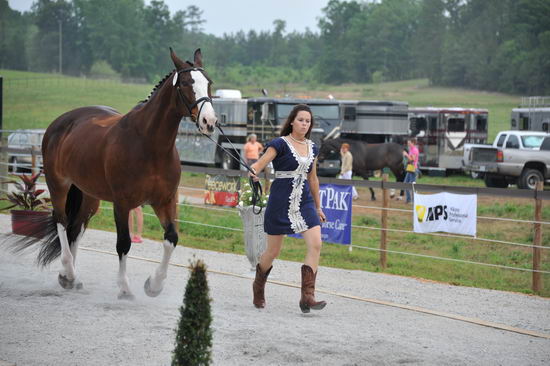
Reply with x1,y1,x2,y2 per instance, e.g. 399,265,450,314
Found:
113,204,134,300
145,197,178,297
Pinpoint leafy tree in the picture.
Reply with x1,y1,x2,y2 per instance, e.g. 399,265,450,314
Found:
0,0,29,70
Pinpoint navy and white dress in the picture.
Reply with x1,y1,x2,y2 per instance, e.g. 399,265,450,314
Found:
264,136,321,235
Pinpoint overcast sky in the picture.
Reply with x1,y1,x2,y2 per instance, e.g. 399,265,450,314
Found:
8,0,329,36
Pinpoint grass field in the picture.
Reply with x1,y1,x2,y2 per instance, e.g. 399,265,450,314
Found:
1,69,520,141
1,69,547,297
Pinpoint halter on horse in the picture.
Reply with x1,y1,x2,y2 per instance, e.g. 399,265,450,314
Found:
12,49,217,299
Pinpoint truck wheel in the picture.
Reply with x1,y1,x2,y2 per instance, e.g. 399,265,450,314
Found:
518,169,544,190
484,175,508,188
221,150,239,171
470,171,483,180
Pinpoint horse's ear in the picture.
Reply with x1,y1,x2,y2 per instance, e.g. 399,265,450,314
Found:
169,47,186,70
193,48,203,67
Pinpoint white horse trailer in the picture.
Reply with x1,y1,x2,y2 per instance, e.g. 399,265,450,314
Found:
408,107,489,173
176,96,340,169
340,100,409,143
511,96,550,132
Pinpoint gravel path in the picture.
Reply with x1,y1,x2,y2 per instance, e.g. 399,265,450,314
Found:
0,214,549,365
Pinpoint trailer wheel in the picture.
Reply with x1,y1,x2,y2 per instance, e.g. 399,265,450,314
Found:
484,175,508,188
518,169,544,190
221,149,239,171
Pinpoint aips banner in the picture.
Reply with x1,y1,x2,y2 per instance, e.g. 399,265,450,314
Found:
413,192,477,237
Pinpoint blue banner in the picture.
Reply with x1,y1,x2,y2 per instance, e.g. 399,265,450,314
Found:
290,184,352,245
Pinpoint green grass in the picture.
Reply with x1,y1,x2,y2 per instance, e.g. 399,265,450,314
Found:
1,69,547,297
1,69,152,130
2,70,519,141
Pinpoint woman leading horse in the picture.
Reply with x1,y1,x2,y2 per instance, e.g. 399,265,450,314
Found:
14,49,216,299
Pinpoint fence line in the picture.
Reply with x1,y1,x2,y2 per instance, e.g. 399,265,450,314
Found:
348,245,550,274
351,224,549,250
1,143,547,292
99,205,549,274
177,185,550,225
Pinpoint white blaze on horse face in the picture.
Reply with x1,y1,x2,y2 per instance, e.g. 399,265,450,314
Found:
190,70,216,134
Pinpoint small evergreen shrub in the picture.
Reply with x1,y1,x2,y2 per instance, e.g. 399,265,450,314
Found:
172,259,213,366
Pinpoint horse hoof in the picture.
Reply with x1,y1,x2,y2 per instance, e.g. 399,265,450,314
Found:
117,292,135,301
371,197,376,201
58,274,76,289
144,277,162,298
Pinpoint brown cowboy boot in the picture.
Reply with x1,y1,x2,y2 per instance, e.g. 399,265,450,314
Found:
253,264,272,308
299,264,327,313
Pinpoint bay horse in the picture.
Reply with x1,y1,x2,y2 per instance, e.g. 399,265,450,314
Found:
12,49,217,299
318,138,405,200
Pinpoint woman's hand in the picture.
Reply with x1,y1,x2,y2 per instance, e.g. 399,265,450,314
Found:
317,208,326,222
248,167,260,182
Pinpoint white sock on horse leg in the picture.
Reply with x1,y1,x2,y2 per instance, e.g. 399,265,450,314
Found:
57,223,76,280
117,254,133,298
150,240,175,290
70,224,85,267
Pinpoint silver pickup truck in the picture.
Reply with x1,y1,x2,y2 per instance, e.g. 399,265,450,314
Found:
463,131,550,189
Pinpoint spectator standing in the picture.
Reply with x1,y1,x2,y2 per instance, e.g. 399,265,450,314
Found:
403,138,419,204
338,143,359,200
244,134,263,166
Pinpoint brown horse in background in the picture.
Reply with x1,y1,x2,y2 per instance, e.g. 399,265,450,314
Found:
13,49,217,299
318,138,406,200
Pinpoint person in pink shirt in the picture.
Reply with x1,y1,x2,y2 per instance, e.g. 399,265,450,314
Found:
403,138,419,204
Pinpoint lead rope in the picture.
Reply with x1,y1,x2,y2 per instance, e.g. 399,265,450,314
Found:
199,125,263,215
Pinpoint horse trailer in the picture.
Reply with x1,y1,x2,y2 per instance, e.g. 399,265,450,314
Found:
510,96,550,132
408,107,489,173
176,95,340,169
339,100,409,143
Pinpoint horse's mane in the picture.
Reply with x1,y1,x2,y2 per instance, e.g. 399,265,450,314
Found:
137,70,176,105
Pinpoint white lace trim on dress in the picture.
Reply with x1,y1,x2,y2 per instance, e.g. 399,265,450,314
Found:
281,137,315,233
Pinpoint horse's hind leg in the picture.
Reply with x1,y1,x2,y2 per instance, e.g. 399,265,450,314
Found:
68,193,100,273
46,183,82,290
145,197,178,297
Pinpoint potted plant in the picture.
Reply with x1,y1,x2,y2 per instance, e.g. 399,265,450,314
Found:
237,179,269,272
2,171,51,238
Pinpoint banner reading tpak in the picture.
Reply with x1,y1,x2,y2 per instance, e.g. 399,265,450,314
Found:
413,192,477,236
291,184,352,244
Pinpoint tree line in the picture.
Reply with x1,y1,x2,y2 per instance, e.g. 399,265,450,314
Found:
1,0,549,95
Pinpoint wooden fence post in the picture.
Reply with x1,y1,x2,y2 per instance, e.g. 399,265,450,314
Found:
380,173,388,269
31,146,39,175
532,181,543,294
0,136,8,193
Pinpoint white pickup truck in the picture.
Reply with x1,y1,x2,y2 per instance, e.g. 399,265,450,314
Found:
463,130,550,189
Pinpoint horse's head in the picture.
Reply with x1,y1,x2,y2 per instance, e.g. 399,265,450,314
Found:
317,139,341,162
170,48,217,134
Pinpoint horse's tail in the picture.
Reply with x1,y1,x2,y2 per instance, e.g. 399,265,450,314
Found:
9,184,83,267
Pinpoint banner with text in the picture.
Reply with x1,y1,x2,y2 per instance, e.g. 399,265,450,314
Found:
413,192,477,236
204,174,240,207
290,184,352,245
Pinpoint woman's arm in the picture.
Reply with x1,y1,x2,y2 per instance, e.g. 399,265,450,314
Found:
249,147,277,179
308,158,326,222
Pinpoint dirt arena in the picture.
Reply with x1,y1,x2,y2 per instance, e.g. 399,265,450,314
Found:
0,214,549,365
